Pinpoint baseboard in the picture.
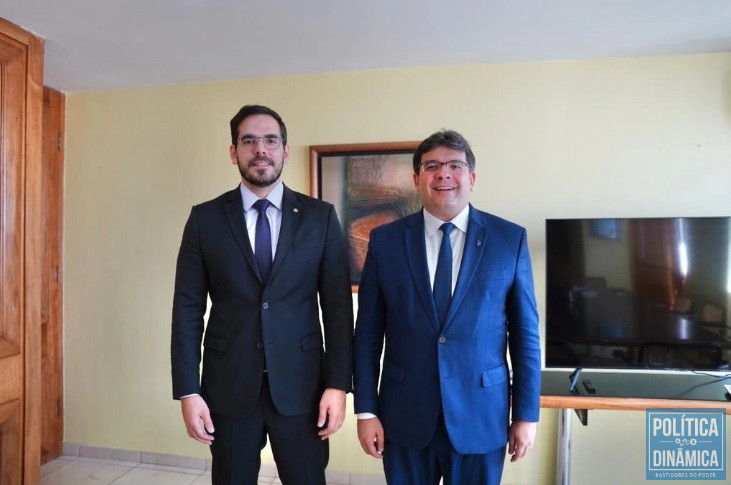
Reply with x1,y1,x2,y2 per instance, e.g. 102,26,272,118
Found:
61,442,386,484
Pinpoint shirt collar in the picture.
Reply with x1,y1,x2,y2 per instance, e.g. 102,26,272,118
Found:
423,204,470,237
240,182,284,212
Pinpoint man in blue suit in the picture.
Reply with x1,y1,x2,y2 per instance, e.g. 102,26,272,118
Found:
171,105,353,484
354,130,540,484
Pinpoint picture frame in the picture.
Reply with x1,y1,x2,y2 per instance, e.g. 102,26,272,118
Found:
310,141,421,290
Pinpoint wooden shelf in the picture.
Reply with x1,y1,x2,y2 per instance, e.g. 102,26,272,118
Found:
542,394,731,413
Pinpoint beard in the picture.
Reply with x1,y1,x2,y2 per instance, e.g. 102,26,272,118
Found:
237,155,284,188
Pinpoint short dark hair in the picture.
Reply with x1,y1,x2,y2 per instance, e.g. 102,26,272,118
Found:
412,130,475,173
230,104,288,146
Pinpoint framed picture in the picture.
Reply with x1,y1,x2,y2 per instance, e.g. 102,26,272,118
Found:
310,141,421,289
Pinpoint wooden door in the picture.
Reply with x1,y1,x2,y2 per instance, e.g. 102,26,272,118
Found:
0,17,44,485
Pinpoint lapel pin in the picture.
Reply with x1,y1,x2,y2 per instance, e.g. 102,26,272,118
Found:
293,208,299,213
477,239,482,246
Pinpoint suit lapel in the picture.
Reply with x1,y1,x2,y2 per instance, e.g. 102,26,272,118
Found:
224,186,261,281
404,211,441,332
443,205,488,331
268,185,300,284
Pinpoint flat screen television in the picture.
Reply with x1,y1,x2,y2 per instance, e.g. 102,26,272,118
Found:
545,217,731,371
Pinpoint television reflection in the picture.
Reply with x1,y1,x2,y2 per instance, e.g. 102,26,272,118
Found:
546,217,731,371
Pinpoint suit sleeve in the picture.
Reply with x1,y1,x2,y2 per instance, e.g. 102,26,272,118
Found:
318,204,354,392
506,228,541,422
170,208,209,399
352,231,386,414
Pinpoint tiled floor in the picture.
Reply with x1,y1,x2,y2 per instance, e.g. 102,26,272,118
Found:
41,456,353,485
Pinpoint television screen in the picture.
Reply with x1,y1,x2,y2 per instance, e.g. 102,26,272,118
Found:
545,217,731,371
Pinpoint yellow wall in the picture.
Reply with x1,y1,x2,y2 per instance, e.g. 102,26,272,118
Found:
64,52,731,484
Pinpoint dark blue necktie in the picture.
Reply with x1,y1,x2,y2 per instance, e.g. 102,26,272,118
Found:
253,199,272,284
433,222,454,328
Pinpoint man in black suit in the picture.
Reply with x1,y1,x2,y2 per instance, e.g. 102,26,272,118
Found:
171,104,353,484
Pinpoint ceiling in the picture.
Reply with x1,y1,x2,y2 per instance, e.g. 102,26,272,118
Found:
1,0,730,93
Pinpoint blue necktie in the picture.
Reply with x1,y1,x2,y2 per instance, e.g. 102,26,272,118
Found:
253,199,272,284
433,222,454,328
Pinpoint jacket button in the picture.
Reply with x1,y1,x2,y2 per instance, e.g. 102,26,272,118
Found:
262,302,269,309
256,342,263,349
438,336,446,343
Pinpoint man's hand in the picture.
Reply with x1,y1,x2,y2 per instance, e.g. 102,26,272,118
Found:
508,420,537,462
180,395,215,445
317,388,346,439
357,417,385,459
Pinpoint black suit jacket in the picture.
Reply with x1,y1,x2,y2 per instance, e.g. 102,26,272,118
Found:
171,184,353,416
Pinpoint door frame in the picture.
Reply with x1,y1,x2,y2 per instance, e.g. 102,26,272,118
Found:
41,86,64,463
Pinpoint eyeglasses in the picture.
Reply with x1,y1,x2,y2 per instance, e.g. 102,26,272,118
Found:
420,160,470,173
237,135,283,150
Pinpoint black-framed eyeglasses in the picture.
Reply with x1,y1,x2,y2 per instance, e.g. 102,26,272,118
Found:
420,160,470,173
237,135,283,150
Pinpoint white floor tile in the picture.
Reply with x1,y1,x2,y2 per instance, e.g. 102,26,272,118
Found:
189,476,213,485
41,459,132,485
110,467,201,485
42,456,373,485
75,456,140,467
41,458,73,476
137,462,207,475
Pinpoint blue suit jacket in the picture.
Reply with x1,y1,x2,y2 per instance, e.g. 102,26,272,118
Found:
353,206,540,454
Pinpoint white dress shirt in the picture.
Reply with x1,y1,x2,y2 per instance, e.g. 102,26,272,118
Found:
422,205,469,296
241,182,284,257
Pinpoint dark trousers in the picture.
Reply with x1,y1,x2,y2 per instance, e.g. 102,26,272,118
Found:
383,415,506,485
210,375,328,485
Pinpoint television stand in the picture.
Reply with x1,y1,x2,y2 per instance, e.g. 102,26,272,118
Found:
542,370,731,485
567,368,588,425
